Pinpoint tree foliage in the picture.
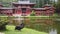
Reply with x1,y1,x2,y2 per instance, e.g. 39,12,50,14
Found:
30,11,35,16
55,0,60,14
0,17,9,30
0,0,55,7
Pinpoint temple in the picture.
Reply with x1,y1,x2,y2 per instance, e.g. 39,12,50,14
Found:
0,0,55,16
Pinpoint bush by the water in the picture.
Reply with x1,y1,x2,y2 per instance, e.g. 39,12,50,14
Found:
0,17,9,30
30,11,35,16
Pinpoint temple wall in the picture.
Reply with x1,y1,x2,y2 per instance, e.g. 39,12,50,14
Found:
34,8,55,16
0,9,13,16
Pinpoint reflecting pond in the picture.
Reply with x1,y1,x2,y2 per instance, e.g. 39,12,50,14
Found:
24,17,60,34
49,29,57,34
10,16,60,34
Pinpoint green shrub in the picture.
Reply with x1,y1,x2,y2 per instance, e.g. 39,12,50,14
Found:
30,11,35,16
0,17,9,30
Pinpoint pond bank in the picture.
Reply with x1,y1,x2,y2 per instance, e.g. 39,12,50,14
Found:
3,25,48,34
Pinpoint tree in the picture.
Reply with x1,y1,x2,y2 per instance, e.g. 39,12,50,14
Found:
30,0,52,8
0,17,9,30
55,0,60,14
30,11,35,16
0,0,52,7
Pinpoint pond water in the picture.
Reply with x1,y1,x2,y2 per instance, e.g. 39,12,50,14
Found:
48,20,60,34
40,20,60,34
12,17,60,34
24,18,60,34
41,20,60,34
49,29,57,34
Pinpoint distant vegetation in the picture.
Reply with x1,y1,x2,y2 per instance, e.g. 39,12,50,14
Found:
0,0,56,7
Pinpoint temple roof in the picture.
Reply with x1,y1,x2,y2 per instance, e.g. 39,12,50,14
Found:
12,2,35,5
13,0,35,5
32,8,46,10
43,4,52,7
0,7,14,9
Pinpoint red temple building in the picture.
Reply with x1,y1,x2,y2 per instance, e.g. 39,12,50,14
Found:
0,0,55,16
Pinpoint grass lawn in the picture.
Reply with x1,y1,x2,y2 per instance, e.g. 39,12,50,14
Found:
0,25,48,34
